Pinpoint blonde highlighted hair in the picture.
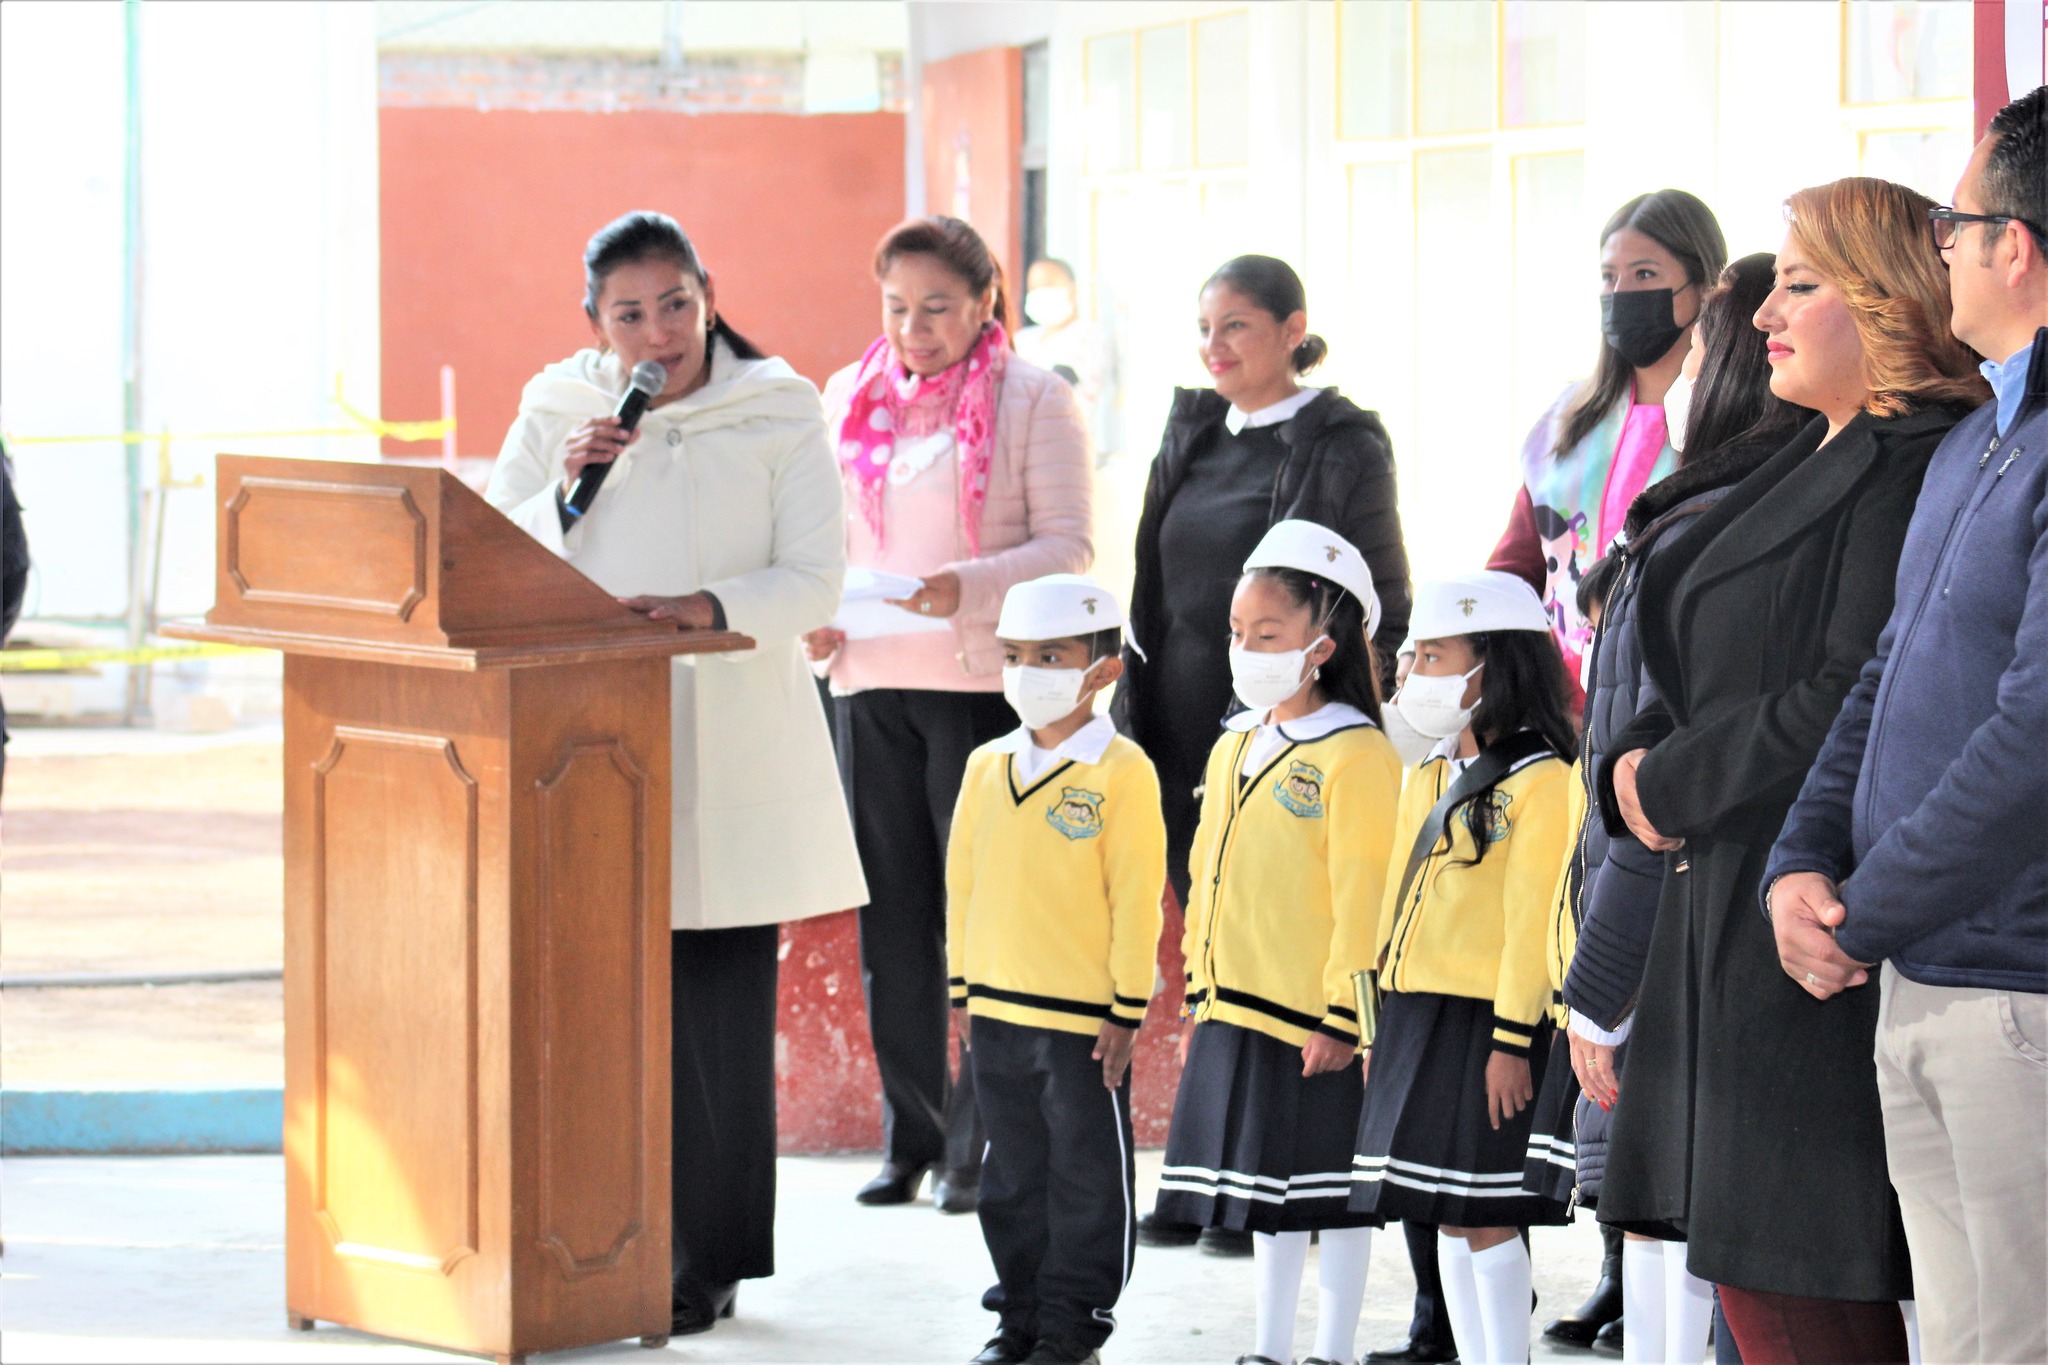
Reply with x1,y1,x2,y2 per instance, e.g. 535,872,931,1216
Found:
1783,178,1990,417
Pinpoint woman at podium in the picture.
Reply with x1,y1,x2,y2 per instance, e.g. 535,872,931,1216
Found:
485,211,867,1337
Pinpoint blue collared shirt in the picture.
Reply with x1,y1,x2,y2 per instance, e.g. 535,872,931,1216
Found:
1980,338,2036,436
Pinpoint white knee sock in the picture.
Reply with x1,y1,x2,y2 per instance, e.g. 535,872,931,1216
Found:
1252,1229,1310,1364
1663,1245,1713,1365
1312,1226,1374,1364
1622,1237,1667,1364
1436,1232,1485,1364
1470,1235,1533,1365
1900,1301,1921,1365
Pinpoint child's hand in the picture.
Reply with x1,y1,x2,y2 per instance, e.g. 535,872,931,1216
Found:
952,1004,971,1050
1484,1052,1533,1130
1300,1031,1353,1077
1093,1022,1137,1088
1177,1026,1193,1068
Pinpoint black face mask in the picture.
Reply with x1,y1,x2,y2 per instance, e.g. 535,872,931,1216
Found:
1601,288,1685,370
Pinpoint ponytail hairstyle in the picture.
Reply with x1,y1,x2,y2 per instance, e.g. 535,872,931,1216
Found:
1441,626,1577,866
1203,254,1328,374
874,215,1013,339
1241,566,1384,726
583,211,765,360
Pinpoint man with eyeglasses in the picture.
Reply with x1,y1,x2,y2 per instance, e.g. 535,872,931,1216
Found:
1766,83,2047,1365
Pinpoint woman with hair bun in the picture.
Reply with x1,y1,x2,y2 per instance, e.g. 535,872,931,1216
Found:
485,210,868,1337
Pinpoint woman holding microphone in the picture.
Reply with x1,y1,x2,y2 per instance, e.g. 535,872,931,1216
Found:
809,215,1092,1216
485,210,867,1336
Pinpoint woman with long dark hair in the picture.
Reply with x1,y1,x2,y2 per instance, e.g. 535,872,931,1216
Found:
807,216,1093,1217
485,211,868,1335
1526,252,1814,1359
1490,191,1728,709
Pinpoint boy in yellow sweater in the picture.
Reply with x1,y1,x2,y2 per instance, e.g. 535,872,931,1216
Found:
948,574,1166,1365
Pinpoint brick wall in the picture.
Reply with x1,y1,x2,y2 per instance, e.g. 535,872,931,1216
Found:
379,50,906,114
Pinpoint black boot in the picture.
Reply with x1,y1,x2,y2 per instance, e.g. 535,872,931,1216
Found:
1542,1222,1623,1348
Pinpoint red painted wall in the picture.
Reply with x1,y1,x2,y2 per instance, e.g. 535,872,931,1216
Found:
378,108,905,456
918,48,1025,328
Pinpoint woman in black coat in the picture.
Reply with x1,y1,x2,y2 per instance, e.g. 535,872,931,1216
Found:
1114,256,1410,909
1597,179,1988,1357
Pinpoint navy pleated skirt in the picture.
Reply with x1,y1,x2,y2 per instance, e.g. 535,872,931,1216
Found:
1349,991,1572,1228
1154,1019,1380,1234
1521,1027,1580,1204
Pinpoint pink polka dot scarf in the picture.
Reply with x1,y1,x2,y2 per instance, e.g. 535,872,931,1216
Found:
837,322,1008,557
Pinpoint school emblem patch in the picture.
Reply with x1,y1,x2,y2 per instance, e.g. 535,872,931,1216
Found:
1464,790,1514,844
1273,761,1327,818
1046,787,1106,840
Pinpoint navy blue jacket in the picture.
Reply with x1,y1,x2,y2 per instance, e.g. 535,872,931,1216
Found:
1768,334,2048,991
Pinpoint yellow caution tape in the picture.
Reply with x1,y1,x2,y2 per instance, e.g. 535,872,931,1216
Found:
0,643,264,672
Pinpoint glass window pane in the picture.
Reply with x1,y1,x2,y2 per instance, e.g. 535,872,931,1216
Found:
1085,32,1135,175
1845,0,1971,103
1138,24,1191,172
1412,147,1505,574
1346,162,1415,527
1416,0,1495,135
1194,12,1250,166
1337,0,1409,139
1861,127,1972,200
1511,152,1589,434
1201,178,1253,264
1502,0,1585,126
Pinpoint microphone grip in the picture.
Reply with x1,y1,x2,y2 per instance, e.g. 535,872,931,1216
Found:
564,387,654,519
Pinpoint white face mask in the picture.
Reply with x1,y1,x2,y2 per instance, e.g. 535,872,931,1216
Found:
1663,370,1696,454
1394,664,1482,740
1002,662,1095,732
1024,287,1075,329
1228,636,1327,714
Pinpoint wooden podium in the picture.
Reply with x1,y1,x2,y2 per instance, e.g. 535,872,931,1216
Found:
166,456,750,1364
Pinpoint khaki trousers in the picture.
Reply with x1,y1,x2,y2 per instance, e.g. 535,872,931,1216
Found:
1874,964,2048,1364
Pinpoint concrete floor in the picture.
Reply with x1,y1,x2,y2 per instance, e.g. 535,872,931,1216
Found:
0,1152,1610,1365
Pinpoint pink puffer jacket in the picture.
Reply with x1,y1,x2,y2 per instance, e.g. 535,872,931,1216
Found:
823,352,1094,686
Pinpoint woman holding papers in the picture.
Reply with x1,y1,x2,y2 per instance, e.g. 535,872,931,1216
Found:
485,211,866,1337
809,215,1092,1216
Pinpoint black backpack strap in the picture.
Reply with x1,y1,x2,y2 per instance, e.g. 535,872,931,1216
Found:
1389,730,1555,934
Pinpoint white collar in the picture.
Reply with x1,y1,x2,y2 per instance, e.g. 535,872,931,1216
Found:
1223,700,1373,740
1427,733,1467,764
989,713,1118,766
1224,386,1321,434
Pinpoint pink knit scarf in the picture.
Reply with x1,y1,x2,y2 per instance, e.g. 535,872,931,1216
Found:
837,322,1007,557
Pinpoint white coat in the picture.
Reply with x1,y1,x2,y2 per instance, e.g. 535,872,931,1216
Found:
485,342,868,930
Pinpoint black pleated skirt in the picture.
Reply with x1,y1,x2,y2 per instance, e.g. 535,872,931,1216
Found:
1349,991,1572,1229
1154,1020,1380,1234
1521,1028,1579,1205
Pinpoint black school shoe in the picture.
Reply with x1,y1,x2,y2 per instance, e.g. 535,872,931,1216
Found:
1543,1265,1622,1347
968,1329,1034,1364
1592,1317,1623,1354
1021,1339,1100,1364
1135,1211,1201,1246
1362,1339,1459,1363
670,1280,736,1336
934,1169,980,1215
855,1161,932,1205
1198,1227,1252,1257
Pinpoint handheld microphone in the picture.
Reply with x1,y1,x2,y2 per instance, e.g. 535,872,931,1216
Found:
565,359,667,519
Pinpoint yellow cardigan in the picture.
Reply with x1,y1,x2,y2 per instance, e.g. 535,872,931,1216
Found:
947,732,1166,1036
1374,743,1573,1057
1182,722,1403,1049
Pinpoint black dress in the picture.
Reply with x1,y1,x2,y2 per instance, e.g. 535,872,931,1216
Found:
1596,405,1965,1301
1116,389,1412,902
1147,423,1287,895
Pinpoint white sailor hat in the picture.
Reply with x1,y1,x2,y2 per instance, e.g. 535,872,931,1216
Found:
1409,570,1550,639
1242,519,1383,638
996,574,1126,641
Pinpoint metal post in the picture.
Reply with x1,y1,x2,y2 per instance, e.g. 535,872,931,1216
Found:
121,0,147,723
439,364,457,470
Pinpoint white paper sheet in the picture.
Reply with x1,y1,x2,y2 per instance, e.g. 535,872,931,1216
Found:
833,568,952,639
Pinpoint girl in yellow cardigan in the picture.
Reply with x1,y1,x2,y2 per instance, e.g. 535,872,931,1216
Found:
1348,571,1577,1365
1153,522,1403,1365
